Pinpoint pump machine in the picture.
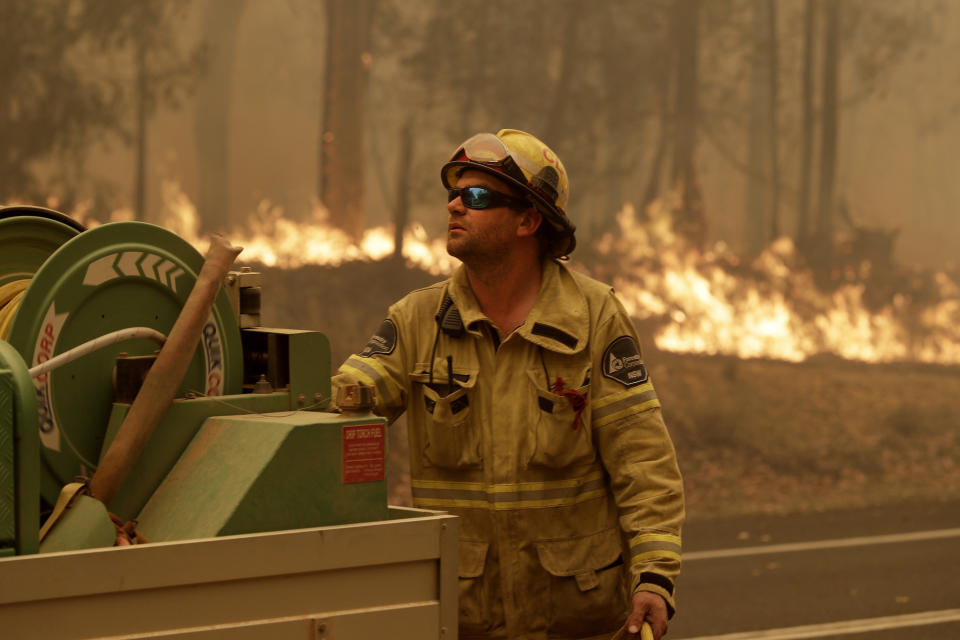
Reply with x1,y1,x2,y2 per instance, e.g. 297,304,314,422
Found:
0,206,457,639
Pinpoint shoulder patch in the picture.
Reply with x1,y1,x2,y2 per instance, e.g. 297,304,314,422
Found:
602,335,648,387
359,319,397,357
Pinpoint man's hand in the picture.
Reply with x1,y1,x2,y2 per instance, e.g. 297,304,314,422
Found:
624,591,668,639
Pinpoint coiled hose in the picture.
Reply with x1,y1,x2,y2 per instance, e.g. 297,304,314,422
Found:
0,274,169,375
0,278,29,340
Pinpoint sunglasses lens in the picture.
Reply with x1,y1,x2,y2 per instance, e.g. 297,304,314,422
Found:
448,187,493,209
462,187,490,209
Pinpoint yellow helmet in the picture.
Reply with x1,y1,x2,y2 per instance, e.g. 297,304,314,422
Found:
441,129,576,257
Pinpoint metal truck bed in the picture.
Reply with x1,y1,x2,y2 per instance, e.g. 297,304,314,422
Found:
0,507,458,639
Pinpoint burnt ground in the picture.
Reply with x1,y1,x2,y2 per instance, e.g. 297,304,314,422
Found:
255,260,960,522
649,349,960,519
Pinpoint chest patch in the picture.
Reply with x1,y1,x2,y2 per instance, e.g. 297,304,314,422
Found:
602,335,648,387
360,319,397,357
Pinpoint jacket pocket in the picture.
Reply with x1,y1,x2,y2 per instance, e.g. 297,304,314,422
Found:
535,528,629,637
411,367,481,470
526,367,594,469
459,540,491,632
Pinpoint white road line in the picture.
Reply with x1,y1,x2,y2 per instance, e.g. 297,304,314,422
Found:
685,527,960,560
674,608,960,640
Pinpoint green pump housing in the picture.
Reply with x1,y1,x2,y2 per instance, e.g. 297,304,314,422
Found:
0,211,389,555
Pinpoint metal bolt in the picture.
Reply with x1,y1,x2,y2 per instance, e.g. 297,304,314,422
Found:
314,392,324,404
298,394,306,406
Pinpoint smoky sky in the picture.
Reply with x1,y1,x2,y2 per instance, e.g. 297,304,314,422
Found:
39,0,960,271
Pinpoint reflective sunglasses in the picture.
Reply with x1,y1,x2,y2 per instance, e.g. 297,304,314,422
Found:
447,186,529,210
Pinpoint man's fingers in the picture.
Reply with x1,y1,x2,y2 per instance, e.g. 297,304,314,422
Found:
652,617,670,640
623,621,659,640
629,591,669,639
626,603,649,633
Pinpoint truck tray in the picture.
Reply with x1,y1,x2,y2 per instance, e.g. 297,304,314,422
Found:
0,507,458,639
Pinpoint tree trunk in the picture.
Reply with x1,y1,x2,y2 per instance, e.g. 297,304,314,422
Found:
542,5,580,145
797,0,816,244
767,0,780,241
744,0,781,252
745,0,775,255
816,0,840,262
320,0,376,241
194,0,247,233
640,105,668,217
134,21,148,222
392,120,412,261
641,29,673,217
670,0,705,248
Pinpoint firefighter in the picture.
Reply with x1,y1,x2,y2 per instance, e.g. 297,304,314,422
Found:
333,129,684,640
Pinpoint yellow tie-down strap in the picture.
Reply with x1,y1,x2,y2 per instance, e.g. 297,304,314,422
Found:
38,482,88,542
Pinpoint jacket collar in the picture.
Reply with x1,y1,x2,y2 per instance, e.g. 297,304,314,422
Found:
445,260,589,354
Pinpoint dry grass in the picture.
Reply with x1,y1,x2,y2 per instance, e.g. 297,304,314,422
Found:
651,350,960,520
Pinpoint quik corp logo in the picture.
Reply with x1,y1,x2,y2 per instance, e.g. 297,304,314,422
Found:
602,335,649,387
202,320,224,396
33,302,68,451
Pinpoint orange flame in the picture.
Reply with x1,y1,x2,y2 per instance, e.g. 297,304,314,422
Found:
158,182,458,275
598,199,960,365
69,184,960,365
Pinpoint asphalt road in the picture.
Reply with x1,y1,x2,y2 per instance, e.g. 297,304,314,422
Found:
669,500,960,640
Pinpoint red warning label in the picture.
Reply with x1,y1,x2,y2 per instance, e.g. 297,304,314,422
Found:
342,423,386,483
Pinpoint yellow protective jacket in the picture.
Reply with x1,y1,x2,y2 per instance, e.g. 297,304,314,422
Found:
333,260,684,640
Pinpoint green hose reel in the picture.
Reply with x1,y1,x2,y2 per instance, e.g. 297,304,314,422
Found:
0,206,84,288
1,214,243,505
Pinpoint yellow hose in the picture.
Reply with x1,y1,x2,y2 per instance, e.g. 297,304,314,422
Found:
0,279,29,340
89,234,242,505
611,621,655,639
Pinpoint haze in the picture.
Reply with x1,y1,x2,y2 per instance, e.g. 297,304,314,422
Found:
4,0,957,271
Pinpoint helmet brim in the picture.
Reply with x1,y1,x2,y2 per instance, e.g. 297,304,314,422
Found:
441,160,575,238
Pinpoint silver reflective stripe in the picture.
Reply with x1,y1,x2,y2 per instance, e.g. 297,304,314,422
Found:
413,485,487,502
630,540,681,556
593,389,659,422
345,356,399,408
412,476,606,505
411,472,608,509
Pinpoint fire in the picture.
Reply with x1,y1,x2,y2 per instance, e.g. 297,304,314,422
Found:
70,184,960,365
596,199,960,365
172,183,457,275
72,182,458,275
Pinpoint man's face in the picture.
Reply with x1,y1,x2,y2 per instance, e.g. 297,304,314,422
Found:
446,170,527,264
